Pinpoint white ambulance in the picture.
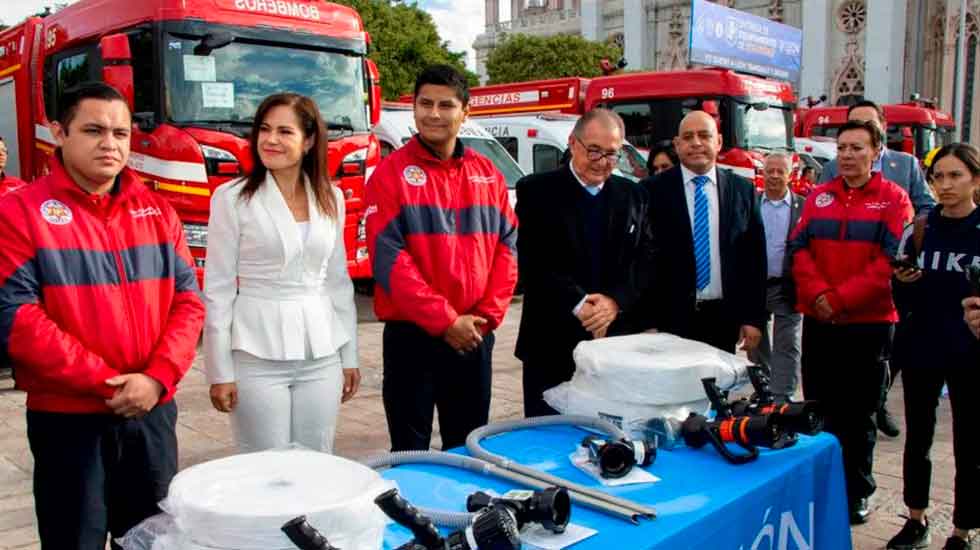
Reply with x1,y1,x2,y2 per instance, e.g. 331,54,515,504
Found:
373,104,525,206
472,113,650,182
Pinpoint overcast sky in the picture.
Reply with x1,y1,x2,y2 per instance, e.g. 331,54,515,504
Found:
3,0,497,70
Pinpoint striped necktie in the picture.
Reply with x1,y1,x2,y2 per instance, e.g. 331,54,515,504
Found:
693,175,711,291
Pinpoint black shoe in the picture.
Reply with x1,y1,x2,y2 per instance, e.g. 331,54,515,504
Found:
942,536,970,550
849,497,871,524
886,517,930,549
877,407,901,437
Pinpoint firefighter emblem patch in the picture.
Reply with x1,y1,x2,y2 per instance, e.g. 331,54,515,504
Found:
403,165,427,186
40,199,73,225
815,192,834,208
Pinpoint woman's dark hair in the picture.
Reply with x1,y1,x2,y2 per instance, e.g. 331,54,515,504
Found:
930,143,980,178
645,143,679,174
240,93,336,219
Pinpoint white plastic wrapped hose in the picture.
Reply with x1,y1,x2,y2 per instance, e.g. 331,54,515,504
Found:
566,332,749,405
142,448,391,550
542,333,749,440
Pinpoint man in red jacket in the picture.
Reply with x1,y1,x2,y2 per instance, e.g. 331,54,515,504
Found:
0,83,204,549
366,65,518,451
789,119,913,525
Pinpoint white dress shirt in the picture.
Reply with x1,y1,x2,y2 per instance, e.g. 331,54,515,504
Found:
203,173,357,384
760,189,792,279
680,164,723,300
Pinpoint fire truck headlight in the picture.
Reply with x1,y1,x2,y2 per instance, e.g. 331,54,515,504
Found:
183,222,209,249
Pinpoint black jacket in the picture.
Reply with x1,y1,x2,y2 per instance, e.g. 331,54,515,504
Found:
638,165,768,335
514,165,654,362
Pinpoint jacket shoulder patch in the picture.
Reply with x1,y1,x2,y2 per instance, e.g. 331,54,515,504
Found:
40,199,73,225
403,165,427,186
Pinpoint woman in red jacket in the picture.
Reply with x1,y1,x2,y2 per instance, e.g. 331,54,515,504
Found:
789,119,914,525
0,137,27,195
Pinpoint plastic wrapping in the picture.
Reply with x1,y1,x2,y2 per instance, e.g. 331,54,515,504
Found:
543,332,749,439
118,448,392,550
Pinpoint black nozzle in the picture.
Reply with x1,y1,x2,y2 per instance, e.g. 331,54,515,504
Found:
771,401,824,436
581,436,655,479
446,506,521,550
281,516,340,550
466,486,571,534
374,489,443,549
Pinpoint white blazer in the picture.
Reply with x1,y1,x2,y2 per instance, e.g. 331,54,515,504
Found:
203,172,357,384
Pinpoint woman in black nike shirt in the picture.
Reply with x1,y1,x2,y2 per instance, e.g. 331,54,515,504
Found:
887,143,980,550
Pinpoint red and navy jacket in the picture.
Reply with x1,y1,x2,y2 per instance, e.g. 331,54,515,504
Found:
789,172,914,323
365,136,518,336
0,157,204,413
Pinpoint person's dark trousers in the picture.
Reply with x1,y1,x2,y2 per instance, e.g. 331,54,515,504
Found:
902,359,980,530
382,321,494,451
522,356,576,418
26,400,178,550
688,300,740,353
801,318,890,504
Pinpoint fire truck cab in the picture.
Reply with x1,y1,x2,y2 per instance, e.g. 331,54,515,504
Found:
799,101,955,160
0,0,382,284
468,69,799,189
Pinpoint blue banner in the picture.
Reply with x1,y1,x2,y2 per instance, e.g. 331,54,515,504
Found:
381,427,852,549
689,0,803,83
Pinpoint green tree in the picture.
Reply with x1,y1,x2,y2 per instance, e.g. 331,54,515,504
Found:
486,33,623,85
333,0,477,100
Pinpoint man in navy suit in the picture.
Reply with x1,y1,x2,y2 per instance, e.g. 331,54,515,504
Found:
819,100,935,438
638,111,767,353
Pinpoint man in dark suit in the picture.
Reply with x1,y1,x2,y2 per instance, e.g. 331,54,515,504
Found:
749,153,806,401
639,110,767,353
515,109,653,417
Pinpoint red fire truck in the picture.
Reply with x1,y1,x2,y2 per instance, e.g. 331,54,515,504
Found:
0,0,382,284
798,99,955,160
467,69,798,188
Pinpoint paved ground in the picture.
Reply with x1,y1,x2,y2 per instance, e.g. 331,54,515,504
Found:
0,295,969,549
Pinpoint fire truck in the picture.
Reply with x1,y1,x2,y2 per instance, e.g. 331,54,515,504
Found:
797,99,955,160
0,0,382,284
467,69,798,188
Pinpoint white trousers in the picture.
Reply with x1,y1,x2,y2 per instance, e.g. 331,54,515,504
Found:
231,350,343,454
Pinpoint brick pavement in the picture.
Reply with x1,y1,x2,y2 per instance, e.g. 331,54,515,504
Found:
0,295,966,549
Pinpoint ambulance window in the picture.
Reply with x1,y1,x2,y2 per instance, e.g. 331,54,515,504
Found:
533,144,561,173
495,136,519,162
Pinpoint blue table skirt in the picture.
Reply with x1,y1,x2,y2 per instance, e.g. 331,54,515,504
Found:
380,426,852,549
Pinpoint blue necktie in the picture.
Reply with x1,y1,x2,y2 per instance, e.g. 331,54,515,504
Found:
693,175,711,291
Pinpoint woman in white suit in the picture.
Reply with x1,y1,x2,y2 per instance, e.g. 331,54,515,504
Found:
204,93,359,453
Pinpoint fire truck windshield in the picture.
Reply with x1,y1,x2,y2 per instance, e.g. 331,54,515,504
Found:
163,35,369,133
732,101,793,151
609,96,792,153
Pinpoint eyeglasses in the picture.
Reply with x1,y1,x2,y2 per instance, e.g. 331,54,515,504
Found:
575,136,622,163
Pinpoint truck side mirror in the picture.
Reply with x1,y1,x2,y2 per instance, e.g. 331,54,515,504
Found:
100,34,134,112
366,58,381,127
